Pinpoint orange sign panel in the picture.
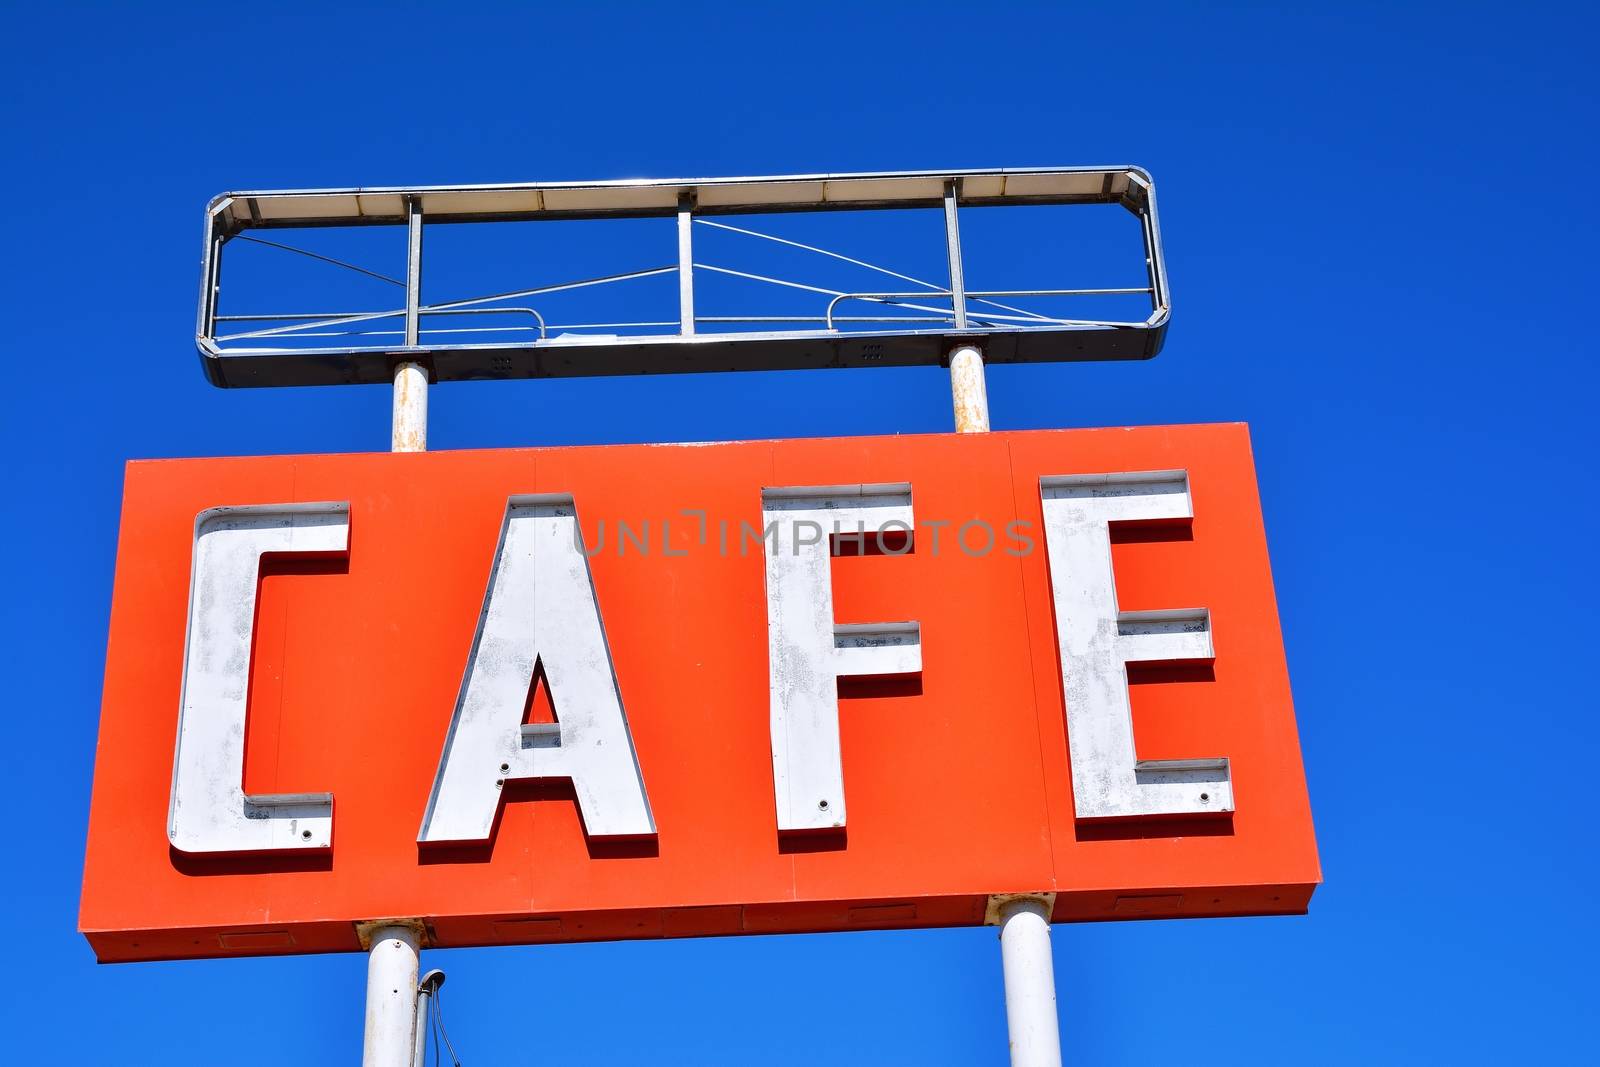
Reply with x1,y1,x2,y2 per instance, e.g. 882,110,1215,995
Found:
81,424,1318,963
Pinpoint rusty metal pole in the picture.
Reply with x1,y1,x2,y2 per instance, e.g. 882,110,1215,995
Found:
393,196,428,453
362,196,430,1067
392,361,428,452
943,180,990,433
949,343,990,433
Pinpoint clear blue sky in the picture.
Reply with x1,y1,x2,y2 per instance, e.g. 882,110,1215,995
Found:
3,2,1595,1062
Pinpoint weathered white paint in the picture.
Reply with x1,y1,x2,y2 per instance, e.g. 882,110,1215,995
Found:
366,346,428,1064
360,924,420,1067
392,361,428,453
994,896,1063,1067
167,502,349,854
1038,471,1232,819
949,343,991,433
418,495,654,844
761,484,921,832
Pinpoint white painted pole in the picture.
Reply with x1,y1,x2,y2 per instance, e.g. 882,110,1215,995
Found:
951,175,1051,1061
366,355,429,1067
362,197,431,1067
943,179,991,434
362,925,421,1067
392,361,429,452
997,898,1063,1067
394,195,428,454
949,343,990,433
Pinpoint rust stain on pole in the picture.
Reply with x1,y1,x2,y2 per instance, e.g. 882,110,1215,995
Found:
950,344,990,433
392,361,428,452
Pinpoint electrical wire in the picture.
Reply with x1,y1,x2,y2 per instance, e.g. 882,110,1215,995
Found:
431,984,463,1067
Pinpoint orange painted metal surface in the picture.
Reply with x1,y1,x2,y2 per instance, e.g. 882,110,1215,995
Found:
80,424,1318,962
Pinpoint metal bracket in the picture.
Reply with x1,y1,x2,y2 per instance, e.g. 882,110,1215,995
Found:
355,917,430,951
984,892,1057,926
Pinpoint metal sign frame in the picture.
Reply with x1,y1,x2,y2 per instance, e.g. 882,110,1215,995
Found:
196,166,1169,388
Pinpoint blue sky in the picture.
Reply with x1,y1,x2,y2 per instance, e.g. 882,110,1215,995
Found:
3,2,1596,1062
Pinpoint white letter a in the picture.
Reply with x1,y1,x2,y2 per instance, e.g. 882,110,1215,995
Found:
419,495,654,844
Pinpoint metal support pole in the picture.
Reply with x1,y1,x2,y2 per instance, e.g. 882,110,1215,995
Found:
403,196,423,348
392,362,428,452
412,969,445,1067
677,192,696,336
996,896,1063,1067
394,196,428,452
943,179,968,330
943,179,990,432
949,343,990,433
369,194,429,1067
361,925,421,1067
